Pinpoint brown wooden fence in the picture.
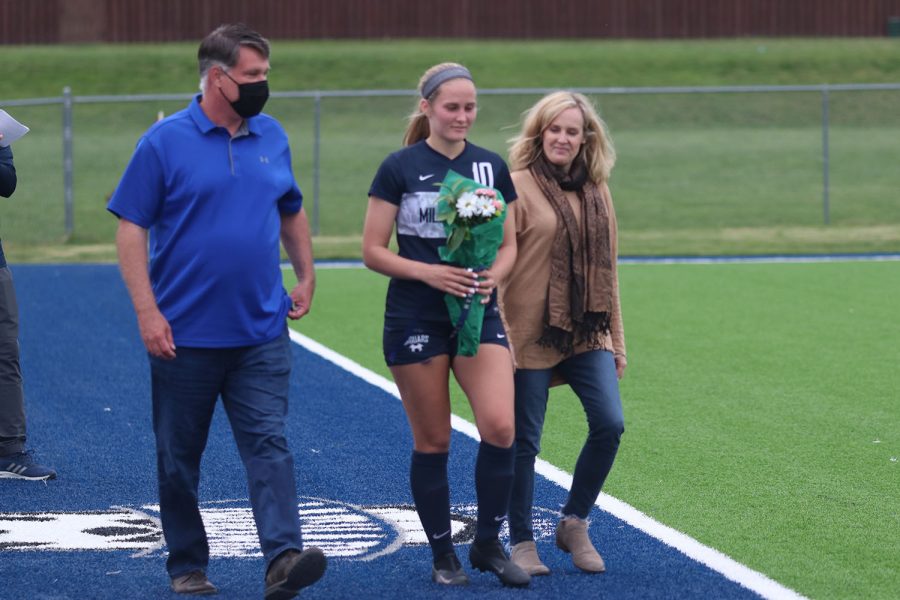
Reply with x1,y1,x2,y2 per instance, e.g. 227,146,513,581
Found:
3,0,900,44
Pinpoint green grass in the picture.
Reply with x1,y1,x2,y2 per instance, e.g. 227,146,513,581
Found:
288,262,900,600
2,38,900,261
4,39,900,97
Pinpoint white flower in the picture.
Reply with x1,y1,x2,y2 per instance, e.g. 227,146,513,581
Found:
475,193,497,217
456,192,478,218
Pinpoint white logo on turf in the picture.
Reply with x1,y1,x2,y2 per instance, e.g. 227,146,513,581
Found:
0,501,561,560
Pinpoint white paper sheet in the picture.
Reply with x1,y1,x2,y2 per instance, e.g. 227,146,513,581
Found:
0,109,30,147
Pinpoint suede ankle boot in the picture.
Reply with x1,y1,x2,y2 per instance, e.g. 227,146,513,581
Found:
510,541,551,576
555,516,605,573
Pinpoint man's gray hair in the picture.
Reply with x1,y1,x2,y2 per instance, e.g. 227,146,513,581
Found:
197,23,270,81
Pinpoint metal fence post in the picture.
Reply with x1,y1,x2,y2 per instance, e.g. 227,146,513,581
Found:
62,86,74,238
821,87,830,225
312,92,321,236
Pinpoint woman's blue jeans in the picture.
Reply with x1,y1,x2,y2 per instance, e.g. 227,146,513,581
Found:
509,349,625,545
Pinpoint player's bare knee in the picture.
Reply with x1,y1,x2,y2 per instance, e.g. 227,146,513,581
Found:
413,435,451,454
479,421,514,448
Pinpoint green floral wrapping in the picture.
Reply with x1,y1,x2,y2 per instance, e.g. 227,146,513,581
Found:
436,170,507,357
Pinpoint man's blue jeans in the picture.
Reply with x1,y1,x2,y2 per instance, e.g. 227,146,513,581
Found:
149,328,302,578
509,349,625,545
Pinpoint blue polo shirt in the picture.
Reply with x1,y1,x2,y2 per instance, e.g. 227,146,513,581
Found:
369,140,516,321
108,95,302,347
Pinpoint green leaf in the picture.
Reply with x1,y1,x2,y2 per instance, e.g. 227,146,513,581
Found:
447,227,466,251
436,199,456,223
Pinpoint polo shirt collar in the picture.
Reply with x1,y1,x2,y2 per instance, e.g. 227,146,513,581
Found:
189,94,262,136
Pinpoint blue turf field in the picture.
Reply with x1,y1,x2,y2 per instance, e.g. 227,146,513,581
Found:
0,265,792,599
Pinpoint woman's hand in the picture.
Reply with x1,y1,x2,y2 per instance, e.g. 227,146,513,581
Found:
615,354,627,380
474,268,498,304
421,264,480,298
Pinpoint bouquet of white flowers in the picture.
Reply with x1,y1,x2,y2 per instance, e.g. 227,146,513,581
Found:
435,169,507,356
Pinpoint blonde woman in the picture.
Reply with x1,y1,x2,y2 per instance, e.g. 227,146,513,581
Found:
362,63,529,588
503,92,626,575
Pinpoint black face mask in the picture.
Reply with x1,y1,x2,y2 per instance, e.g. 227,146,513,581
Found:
220,70,269,118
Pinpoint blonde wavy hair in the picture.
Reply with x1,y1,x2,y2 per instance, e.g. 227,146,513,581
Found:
508,91,615,184
403,62,474,146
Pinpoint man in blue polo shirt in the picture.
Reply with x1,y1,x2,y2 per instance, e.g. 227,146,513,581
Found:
108,24,325,599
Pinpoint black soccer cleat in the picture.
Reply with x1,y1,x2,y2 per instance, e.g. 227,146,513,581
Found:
469,539,531,588
432,552,469,585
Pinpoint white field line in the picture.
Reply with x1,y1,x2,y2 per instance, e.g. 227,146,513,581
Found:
288,328,807,600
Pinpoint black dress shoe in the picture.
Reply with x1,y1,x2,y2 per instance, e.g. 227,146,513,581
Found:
469,539,531,588
432,552,469,585
264,547,327,600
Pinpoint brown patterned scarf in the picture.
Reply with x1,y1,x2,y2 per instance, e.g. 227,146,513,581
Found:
530,154,613,355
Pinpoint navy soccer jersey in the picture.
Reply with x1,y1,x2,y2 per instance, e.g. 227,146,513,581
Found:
368,140,517,322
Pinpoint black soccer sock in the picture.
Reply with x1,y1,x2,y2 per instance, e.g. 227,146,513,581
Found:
474,440,515,544
410,450,453,559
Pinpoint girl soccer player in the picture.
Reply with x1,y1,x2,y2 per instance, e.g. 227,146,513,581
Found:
362,63,529,588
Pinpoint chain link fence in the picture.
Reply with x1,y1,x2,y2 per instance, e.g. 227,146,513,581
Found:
2,83,899,251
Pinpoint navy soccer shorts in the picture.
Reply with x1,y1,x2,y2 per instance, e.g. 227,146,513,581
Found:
383,302,510,366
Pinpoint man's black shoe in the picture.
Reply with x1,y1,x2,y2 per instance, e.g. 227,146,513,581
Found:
431,552,469,585
469,539,531,588
264,547,327,600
